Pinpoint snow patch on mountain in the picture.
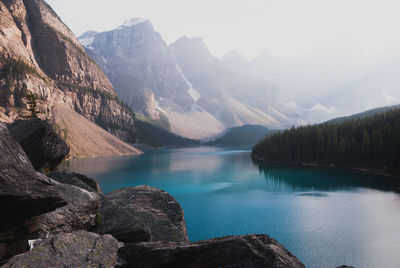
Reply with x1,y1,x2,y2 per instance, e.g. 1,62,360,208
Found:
121,18,148,28
79,36,94,47
175,64,201,101
383,90,400,106
310,103,338,114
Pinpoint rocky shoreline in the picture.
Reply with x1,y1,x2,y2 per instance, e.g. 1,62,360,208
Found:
0,119,306,267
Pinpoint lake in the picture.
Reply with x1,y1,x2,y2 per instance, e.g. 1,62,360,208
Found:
62,147,400,268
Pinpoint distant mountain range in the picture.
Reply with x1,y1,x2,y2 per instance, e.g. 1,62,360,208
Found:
325,104,400,124
79,19,292,139
79,18,400,139
0,1,198,157
205,125,275,146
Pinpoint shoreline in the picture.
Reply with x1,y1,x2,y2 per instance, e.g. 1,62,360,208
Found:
251,156,400,180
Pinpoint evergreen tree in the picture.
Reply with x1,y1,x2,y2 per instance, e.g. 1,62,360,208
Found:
252,108,400,176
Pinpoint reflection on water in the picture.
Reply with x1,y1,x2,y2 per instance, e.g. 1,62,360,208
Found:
255,162,400,193
62,147,400,268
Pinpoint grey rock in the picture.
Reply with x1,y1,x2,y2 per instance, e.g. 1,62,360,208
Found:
95,195,151,243
0,122,66,226
1,231,119,268
107,186,188,242
50,170,102,193
7,119,70,171
336,266,355,268
117,234,306,268
27,182,101,237
80,20,193,118
0,123,66,260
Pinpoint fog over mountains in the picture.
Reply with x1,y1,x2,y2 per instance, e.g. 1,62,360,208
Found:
79,18,400,138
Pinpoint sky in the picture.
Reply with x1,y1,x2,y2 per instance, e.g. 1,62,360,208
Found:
46,0,400,59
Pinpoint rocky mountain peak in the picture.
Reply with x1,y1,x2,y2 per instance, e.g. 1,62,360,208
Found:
120,17,149,28
222,49,249,67
0,0,139,154
170,36,212,57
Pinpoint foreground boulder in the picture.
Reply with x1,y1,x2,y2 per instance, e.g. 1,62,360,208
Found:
105,186,188,242
7,119,70,171
117,234,306,268
95,195,152,243
50,170,102,193
0,123,67,261
1,231,119,268
27,182,101,238
0,123,66,225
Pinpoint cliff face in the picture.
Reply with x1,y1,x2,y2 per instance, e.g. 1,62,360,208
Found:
83,19,194,119
0,0,135,141
80,20,227,139
80,20,292,139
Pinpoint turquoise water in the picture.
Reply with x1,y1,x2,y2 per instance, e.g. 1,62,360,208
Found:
63,147,400,268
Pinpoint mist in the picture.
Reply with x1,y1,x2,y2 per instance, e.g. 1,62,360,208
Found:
46,0,400,124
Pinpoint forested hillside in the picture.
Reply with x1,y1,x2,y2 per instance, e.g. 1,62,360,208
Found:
206,125,274,146
252,108,400,176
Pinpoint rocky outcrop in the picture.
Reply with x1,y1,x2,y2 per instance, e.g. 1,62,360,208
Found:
79,19,227,139
7,119,69,171
1,231,119,268
95,195,151,243
81,19,193,119
27,182,101,238
0,122,66,260
50,170,102,193
106,186,188,242
0,0,139,150
0,123,66,226
117,234,306,268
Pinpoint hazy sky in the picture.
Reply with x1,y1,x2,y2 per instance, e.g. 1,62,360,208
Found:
46,0,400,59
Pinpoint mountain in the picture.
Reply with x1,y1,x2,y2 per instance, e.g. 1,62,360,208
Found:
205,125,275,146
0,0,145,157
0,1,198,156
79,19,223,139
325,104,400,124
79,20,291,139
252,107,400,177
170,37,291,130
0,0,134,135
250,45,400,123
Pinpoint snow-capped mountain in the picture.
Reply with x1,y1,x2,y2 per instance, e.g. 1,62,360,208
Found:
79,19,291,138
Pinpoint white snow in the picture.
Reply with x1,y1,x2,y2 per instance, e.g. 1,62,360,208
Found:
310,103,338,114
120,18,148,28
383,90,400,105
101,56,107,64
79,36,94,47
155,101,166,113
175,64,201,102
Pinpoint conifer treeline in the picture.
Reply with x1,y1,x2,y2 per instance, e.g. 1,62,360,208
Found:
251,108,400,176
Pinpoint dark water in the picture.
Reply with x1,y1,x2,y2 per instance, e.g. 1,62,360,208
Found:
62,147,400,268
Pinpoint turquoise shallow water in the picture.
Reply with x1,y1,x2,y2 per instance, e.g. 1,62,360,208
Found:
62,147,400,268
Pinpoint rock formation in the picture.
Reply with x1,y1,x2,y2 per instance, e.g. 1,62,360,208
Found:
0,0,141,157
0,122,66,260
80,20,292,139
7,118,69,171
104,186,188,242
50,170,102,193
1,231,119,268
117,234,306,268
